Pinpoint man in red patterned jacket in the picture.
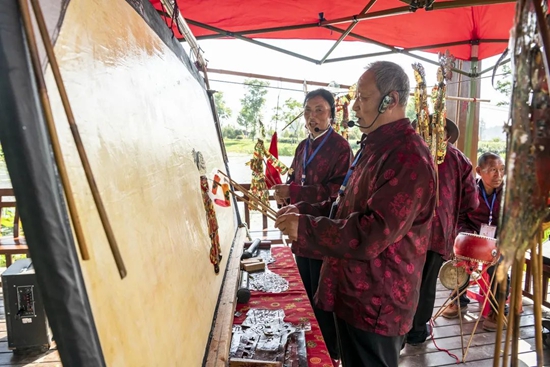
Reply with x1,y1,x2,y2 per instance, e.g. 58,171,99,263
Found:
272,88,353,366
275,61,436,367
441,152,507,332
406,117,479,345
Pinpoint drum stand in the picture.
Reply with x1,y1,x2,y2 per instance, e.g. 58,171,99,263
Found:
433,258,505,363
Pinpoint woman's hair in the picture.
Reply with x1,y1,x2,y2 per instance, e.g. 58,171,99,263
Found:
304,88,335,119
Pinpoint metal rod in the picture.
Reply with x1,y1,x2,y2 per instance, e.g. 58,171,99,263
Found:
319,0,378,64
186,19,320,64
322,50,395,64
29,0,127,279
320,0,515,27
207,68,352,90
17,0,90,262
324,25,472,76
195,21,319,40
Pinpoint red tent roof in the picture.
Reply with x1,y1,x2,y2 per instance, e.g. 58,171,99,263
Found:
151,0,516,61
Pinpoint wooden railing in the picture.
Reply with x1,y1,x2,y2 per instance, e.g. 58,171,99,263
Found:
523,223,550,308
0,188,29,267
234,184,284,245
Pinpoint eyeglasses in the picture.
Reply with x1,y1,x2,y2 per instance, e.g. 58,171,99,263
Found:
481,167,505,174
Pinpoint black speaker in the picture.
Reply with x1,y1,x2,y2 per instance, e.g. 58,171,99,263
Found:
2,258,51,353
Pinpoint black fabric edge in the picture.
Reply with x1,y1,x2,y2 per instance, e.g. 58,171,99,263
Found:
125,0,205,88
0,2,105,366
51,0,71,46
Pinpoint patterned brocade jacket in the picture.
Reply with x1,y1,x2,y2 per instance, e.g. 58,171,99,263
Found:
287,129,353,259
458,179,503,234
293,119,436,336
429,143,479,258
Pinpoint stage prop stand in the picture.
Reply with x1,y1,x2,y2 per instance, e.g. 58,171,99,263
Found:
26,0,127,279
17,0,90,261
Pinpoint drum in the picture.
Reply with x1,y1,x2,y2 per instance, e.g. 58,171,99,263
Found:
439,260,469,290
453,232,499,265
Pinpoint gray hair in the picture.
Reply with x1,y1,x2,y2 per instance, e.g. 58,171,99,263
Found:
477,152,502,168
365,61,410,107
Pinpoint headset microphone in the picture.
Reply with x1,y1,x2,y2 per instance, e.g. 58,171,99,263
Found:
346,118,378,129
314,126,331,133
346,94,393,130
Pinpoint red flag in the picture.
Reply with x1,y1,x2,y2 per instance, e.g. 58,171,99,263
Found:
265,132,282,188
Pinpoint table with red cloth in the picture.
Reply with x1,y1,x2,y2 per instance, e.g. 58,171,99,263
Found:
233,246,333,367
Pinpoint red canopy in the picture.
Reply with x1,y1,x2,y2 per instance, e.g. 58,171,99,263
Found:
151,0,515,61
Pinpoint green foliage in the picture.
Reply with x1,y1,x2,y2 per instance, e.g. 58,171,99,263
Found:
223,137,361,157
1,208,14,236
495,64,512,107
237,79,269,139
477,140,507,157
221,125,247,139
214,91,232,122
272,98,305,141
0,254,26,268
405,99,417,122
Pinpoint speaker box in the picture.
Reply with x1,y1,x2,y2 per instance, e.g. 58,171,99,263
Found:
2,258,51,353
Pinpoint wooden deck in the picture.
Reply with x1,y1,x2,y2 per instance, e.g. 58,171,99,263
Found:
400,282,550,367
0,277,546,366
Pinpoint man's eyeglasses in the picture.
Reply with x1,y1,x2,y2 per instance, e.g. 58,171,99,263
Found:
482,167,505,174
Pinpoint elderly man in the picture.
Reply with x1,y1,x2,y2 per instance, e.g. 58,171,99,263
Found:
275,61,436,367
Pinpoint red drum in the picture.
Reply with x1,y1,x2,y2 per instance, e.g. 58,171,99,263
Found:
453,232,499,265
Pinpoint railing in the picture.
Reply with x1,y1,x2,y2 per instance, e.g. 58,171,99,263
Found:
234,184,284,245
523,223,550,308
0,188,29,267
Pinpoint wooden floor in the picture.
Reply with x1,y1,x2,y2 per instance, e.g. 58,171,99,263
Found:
400,282,550,367
0,282,547,366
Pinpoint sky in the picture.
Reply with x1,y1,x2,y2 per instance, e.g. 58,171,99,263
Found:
185,38,511,138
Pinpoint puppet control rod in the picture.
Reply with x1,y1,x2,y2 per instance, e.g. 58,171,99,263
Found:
18,0,127,279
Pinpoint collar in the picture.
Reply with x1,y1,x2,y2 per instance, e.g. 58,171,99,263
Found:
477,179,502,196
309,127,330,141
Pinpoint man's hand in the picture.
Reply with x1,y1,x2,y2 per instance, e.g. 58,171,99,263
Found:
276,205,299,217
272,184,290,206
275,212,300,241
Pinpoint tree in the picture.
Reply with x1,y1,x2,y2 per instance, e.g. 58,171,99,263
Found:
272,98,304,142
237,79,269,139
214,91,232,122
495,63,512,106
479,118,486,141
405,99,417,121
